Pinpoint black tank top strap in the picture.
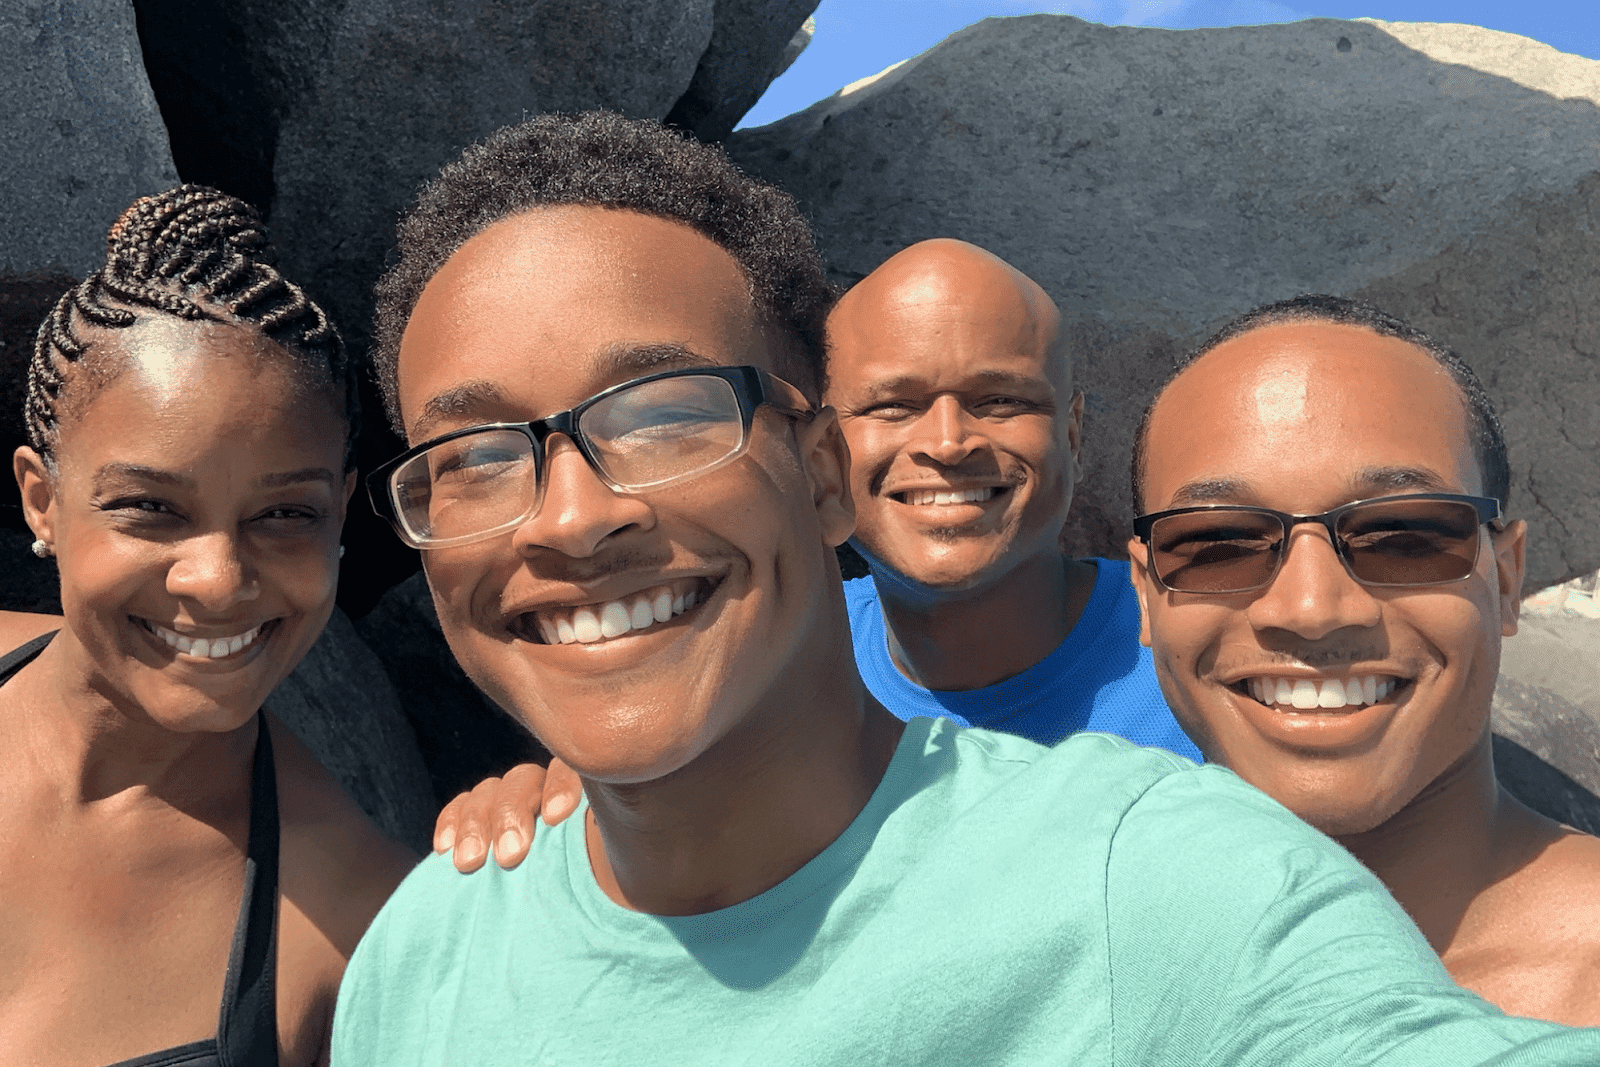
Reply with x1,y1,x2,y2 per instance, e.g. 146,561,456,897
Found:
216,712,280,1067
0,629,56,681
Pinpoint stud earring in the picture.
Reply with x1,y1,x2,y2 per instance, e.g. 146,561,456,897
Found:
30,539,52,558
338,545,346,559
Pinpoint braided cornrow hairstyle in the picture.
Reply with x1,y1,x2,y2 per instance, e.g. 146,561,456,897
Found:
27,184,359,467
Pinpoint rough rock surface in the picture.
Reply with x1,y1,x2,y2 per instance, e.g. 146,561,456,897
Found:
666,2,819,141
1490,614,1600,833
261,608,436,852
356,572,548,808
1,0,178,276
729,16,1600,590
135,0,711,357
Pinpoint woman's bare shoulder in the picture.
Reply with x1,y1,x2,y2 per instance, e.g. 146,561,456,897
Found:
0,611,62,653
268,712,420,952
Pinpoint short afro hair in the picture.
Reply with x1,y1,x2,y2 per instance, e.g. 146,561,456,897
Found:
372,111,833,431
1131,294,1511,513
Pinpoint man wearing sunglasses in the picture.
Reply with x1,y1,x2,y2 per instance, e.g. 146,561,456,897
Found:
1129,294,1600,1023
332,114,1600,1064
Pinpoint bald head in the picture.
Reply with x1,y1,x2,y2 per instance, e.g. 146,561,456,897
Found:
830,239,1071,395
825,239,1084,595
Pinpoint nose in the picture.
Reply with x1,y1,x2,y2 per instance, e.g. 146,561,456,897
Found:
166,531,261,611
511,435,654,558
907,395,986,467
1245,526,1381,639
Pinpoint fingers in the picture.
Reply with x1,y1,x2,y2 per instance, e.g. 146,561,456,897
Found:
541,758,584,826
486,762,548,870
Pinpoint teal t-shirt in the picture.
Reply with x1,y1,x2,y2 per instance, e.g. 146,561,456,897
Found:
333,719,1598,1066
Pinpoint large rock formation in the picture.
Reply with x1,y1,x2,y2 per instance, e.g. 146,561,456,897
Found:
356,572,548,807
1,0,178,276
666,3,819,141
265,608,437,851
729,16,1600,591
133,0,816,355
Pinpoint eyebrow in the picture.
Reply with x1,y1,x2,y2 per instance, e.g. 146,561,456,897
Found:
94,463,340,490
1164,467,1459,510
594,342,719,380
1347,465,1457,496
854,370,1051,402
411,380,511,441
411,345,723,441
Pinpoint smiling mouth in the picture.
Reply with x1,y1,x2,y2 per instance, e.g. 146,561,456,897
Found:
136,617,274,660
515,576,718,647
1240,674,1408,710
891,487,1006,506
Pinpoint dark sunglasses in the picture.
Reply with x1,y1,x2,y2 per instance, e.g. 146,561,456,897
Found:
368,365,812,549
1133,493,1503,594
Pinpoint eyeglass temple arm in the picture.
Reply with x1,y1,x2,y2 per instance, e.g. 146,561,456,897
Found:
762,370,817,420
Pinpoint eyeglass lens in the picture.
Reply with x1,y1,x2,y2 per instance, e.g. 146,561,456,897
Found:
390,374,747,545
1147,497,1485,593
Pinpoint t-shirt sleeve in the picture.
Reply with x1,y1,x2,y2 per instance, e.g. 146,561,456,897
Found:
1104,766,1600,1067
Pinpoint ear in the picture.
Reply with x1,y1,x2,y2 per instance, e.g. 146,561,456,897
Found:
1492,519,1527,637
340,469,358,520
14,446,57,550
796,407,855,548
1065,391,1085,486
1126,536,1155,648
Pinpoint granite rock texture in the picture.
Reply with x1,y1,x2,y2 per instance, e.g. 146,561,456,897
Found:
666,2,818,141
356,572,549,808
729,16,1600,591
1,0,178,276
132,0,808,355
262,607,436,851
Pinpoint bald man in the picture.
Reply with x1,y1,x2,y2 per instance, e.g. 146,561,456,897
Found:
827,239,1197,756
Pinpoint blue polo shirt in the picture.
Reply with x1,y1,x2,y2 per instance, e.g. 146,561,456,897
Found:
844,557,1201,760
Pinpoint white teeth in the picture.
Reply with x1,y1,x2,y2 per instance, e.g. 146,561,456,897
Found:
906,487,998,506
535,582,708,646
143,620,265,659
599,602,632,639
571,607,603,644
1246,674,1402,710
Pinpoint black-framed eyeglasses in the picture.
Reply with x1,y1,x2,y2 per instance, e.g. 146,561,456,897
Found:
1132,493,1503,594
368,365,813,549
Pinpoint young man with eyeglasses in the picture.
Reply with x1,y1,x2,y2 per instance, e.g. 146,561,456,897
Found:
330,114,1600,1063
1129,294,1600,1024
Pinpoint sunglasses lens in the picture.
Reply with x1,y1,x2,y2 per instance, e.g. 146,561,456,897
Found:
1148,510,1285,593
1336,498,1482,586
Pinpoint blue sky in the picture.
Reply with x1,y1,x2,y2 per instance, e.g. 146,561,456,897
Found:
740,0,1600,128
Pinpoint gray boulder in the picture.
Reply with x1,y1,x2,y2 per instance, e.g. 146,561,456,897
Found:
729,17,1600,590
1491,613,1600,833
135,0,714,357
266,607,436,852
355,572,548,808
665,2,819,141
0,0,178,276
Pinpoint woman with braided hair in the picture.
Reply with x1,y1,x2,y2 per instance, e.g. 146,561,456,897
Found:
0,185,414,1066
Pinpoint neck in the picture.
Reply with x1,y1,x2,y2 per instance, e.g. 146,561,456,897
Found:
1334,733,1543,955
873,551,1097,691
581,603,906,916
0,631,258,811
